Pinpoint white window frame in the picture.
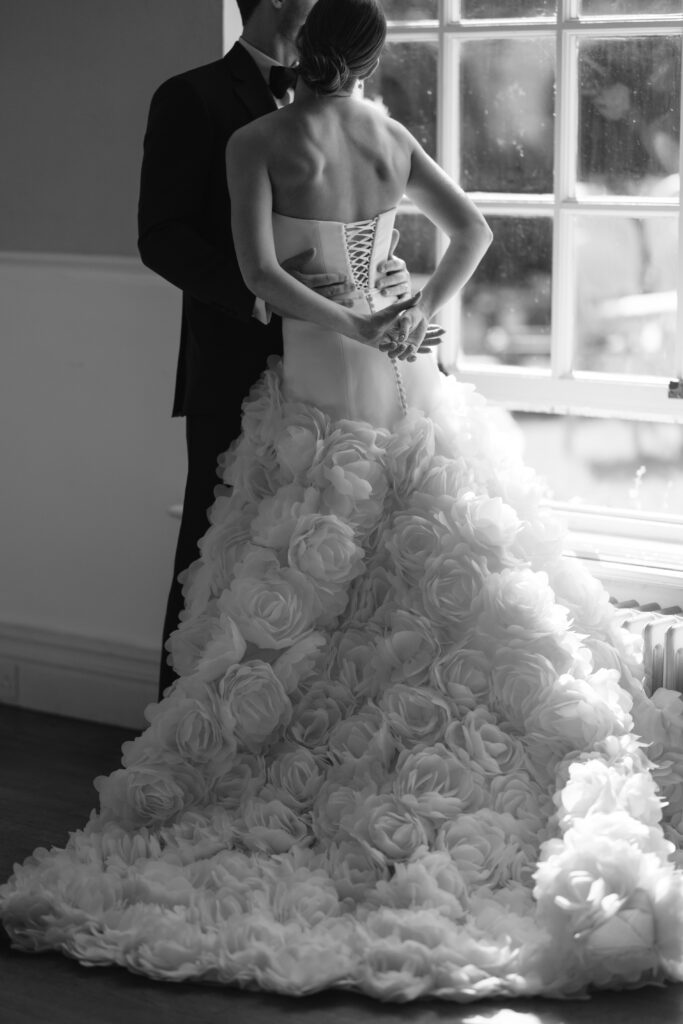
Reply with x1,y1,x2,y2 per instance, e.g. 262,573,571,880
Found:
386,0,683,579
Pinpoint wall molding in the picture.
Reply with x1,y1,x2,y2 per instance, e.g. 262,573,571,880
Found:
0,249,159,280
0,622,158,730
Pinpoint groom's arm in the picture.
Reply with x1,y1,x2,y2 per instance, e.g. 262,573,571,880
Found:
137,77,256,322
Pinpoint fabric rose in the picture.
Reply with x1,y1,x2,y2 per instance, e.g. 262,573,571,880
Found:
323,839,390,902
419,544,487,635
380,683,450,747
262,744,323,811
490,647,560,728
328,626,383,702
142,694,227,764
196,506,252,596
220,438,282,506
430,645,491,711
165,605,219,680
342,565,394,626
556,759,665,829
250,483,320,549
383,412,435,497
526,669,634,753
473,569,571,652
205,750,266,809
217,661,292,751
534,816,683,986
287,513,365,588
327,707,395,769
275,401,330,480
352,795,434,862
272,632,326,694
287,681,349,750
309,424,388,532
374,610,440,688
95,761,207,829
382,507,450,589
239,797,311,854
189,609,246,685
313,780,369,843
239,364,283,446
367,852,468,919
221,555,320,650
445,707,528,776
416,454,476,504
392,743,486,819
436,809,534,887
450,492,521,555
489,771,548,842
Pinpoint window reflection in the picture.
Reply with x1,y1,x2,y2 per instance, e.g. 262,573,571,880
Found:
463,0,557,17
364,42,438,158
574,214,678,375
382,0,437,20
578,36,681,196
461,39,555,194
461,217,553,367
581,0,681,14
513,413,683,517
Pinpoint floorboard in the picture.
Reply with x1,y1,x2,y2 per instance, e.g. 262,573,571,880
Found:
1,704,682,1024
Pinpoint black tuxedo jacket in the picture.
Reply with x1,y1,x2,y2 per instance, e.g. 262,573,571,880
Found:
138,44,283,417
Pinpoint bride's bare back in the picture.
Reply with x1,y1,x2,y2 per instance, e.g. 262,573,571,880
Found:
250,94,413,223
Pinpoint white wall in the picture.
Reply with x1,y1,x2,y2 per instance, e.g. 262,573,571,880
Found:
0,2,232,724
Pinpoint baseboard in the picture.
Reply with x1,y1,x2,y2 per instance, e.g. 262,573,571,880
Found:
0,622,158,729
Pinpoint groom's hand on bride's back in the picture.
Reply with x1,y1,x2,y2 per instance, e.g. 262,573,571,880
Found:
280,248,352,301
374,229,411,301
280,229,411,305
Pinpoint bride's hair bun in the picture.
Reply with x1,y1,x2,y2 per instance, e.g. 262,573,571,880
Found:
298,50,351,96
297,0,386,96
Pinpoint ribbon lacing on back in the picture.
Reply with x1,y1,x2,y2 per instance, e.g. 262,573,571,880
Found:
343,217,408,417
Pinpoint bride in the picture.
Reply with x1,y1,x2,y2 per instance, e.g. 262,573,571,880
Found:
2,0,683,1003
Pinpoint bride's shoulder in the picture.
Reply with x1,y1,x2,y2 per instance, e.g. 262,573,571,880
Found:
226,109,281,160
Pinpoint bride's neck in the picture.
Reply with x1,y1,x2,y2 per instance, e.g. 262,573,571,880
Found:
294,80,359,104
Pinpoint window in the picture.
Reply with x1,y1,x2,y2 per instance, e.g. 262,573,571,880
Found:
366,0,683,581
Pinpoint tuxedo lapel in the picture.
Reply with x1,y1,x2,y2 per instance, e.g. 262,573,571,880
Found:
222,43,277,124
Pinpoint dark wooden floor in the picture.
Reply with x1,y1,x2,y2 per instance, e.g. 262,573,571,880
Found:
1,704,682,1024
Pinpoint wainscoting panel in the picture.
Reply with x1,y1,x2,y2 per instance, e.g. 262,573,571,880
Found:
0,621,158,729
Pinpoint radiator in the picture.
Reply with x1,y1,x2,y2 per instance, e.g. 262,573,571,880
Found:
614,600,683,695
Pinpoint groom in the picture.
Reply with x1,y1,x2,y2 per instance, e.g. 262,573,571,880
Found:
139,0,414,700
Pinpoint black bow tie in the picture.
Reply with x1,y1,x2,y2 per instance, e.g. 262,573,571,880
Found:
268,64,298,99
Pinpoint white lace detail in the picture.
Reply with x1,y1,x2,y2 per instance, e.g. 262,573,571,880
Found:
343,218,408,418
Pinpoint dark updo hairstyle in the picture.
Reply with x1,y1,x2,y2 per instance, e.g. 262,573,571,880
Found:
297,0,387,96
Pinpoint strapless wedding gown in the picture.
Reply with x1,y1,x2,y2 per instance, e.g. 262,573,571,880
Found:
2,209,683,1002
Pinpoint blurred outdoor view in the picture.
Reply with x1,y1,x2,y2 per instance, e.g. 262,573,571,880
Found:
366,2,682,517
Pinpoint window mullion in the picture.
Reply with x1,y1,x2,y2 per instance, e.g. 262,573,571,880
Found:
551,2,577,380
439,22,460,367
677,34,683,379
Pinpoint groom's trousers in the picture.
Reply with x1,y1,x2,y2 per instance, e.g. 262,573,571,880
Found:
158,411,242,700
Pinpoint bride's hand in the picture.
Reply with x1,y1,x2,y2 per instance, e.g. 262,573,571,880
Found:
378,293,430,361
352,294,421,350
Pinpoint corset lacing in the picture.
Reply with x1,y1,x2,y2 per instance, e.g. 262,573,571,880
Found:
342,217,408,417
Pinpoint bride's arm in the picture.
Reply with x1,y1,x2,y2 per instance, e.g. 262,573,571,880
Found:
399,134,493,338
226,128,413,347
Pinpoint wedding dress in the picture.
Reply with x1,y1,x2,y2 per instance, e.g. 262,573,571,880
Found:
2,208,683,1002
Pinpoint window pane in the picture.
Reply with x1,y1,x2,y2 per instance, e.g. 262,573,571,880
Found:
577,36,681,197
366,42,437,157
460,216,552,367
461,39,555,193
513,412,683,518
581,1,682,14
463,0,557,16
383,0,437,19
574,214,678,375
